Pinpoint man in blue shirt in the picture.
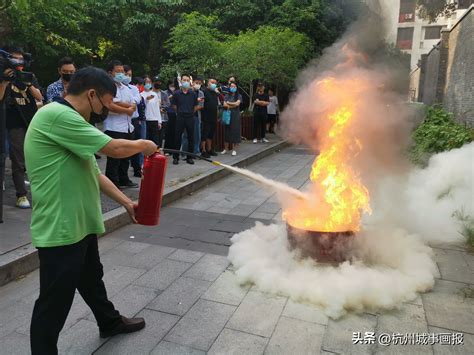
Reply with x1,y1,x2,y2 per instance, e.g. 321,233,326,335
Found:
171,74,198,165
46,57,76,103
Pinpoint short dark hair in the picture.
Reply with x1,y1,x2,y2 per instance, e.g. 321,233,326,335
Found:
106,59,123,73
3,46,24,55
58,56,75,69
123,64,132,72
67,67,117,97
181,74,190,80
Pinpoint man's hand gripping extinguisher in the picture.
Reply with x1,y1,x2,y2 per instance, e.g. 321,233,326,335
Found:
135,151,167,225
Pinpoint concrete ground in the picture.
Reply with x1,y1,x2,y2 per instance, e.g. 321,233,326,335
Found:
0,146,473,354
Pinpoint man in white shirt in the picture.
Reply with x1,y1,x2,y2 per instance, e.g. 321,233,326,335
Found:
140,76,162,146
103,60,137,188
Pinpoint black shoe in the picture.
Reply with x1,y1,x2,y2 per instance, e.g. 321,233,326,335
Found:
201,151,211,159
209,150,218,156
173,159,179,165
100,316,146,338
186,158,194,165
133,170,142,178
119,181,139,188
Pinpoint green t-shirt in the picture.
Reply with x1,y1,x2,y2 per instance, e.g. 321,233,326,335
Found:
24,102,112,247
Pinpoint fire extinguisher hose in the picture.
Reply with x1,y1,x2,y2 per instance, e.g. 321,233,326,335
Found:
160,148,222,166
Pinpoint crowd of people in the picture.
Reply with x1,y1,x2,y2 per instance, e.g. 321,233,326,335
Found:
1,47,280,209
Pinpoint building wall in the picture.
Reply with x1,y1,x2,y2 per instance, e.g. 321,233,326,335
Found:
421,45,441,105
443,9,474,124
409,66,421,101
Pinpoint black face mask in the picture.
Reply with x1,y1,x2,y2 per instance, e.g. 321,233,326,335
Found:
61,73,73,82
88,94,109,124
153,83,161,89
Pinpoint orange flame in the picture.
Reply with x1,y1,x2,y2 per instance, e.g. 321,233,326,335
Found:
283,78,371,232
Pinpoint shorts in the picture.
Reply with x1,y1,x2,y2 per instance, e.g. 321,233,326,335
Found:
201,116,217,141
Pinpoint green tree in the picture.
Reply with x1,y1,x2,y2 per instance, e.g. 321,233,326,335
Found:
416,0,458,23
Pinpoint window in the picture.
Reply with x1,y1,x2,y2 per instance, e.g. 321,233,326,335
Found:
399,0,416,22
424,26,443,40
397,27,414,49
457,0,473,9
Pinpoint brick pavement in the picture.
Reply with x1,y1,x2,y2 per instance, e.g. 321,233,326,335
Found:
0,146,473,354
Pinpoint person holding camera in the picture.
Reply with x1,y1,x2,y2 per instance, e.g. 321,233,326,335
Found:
0,47,43,208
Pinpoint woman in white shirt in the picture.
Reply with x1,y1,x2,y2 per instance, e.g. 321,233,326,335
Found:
267,88,279,134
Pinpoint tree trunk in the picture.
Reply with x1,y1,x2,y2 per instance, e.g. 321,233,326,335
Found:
248,84,254,110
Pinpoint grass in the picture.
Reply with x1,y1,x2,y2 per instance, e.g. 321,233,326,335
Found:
453,209,474,248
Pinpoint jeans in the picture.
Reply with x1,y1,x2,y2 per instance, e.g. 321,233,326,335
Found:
30,234,121,355
181,115,200,154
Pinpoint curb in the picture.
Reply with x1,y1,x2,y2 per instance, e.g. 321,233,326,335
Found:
0,140,289,286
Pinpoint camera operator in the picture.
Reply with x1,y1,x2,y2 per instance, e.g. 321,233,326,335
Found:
0,47,43,209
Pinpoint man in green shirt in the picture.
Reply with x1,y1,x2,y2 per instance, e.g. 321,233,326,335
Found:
24,67,157,355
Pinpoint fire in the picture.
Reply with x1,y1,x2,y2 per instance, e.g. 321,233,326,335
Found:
283,78,371,232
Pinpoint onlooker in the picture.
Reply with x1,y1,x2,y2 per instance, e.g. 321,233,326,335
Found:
0,47,43,208
252,82,270,143
124,66,145,177
164,80,177,152
46,57,76,103
267,88,279,134
200,77,219,158
25,67,157,354
155,77,171,149
103,60,137,188
222,82,242,156
192,77,204,154
171,74,198,165
140,76,162,146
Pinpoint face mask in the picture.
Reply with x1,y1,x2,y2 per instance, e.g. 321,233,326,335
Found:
61,73,73,82
153,83,161,90
181,81,190,89
114,73,126,83
230,87,237,93
122,76,132,85
88,94,109,123
210,84,217,91
193,84,201,90
144,83,152,91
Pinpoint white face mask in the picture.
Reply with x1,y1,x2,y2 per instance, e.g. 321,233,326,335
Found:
193,84,201,90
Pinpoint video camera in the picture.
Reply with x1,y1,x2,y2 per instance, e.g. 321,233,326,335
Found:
0,49,34,84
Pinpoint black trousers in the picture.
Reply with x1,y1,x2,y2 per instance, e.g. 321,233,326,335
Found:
164,112,176,150
130,119,142,172
159,121,168,148
254,111,267,139
7,127,27,197
174,113,194,160
146,121,161,146
30,234,121,355
104,130,132,185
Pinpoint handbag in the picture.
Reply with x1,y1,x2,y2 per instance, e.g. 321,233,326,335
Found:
221,109,231,125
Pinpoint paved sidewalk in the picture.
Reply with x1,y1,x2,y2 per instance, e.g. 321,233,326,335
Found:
0,146,473,354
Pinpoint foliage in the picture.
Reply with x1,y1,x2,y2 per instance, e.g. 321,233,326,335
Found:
410,105,473,165
453,209,474,248
416,0,458,23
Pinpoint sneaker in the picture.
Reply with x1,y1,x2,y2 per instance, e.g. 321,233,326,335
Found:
262,138,270,143
221,149,227,155
201,151,211,159
24,180,30,187
231,150,237,156
186,158,195,165
16,196,31,209
253,139,258,144
209,150,218,156
173,159,179,165
100,316,145,338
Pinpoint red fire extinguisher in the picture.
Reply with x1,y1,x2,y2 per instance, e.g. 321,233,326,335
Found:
135,152,167,225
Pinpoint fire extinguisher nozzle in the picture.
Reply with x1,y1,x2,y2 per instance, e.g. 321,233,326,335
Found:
212,161,222,166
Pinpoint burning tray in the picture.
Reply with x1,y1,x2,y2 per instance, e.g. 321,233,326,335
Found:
286,224,354,263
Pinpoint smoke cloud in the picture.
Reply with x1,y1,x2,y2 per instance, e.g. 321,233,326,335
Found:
228,0,473,317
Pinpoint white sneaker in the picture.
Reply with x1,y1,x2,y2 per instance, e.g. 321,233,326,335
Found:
221,149,227,155
231,150,237,156
16,196,31,209
262,138,269,143
253,139,258,144
24,180,30,187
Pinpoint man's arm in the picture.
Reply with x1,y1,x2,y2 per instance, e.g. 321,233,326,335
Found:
108,101,135,116
100,138,156,158
28,85,43,102
98,174,137,223
0,81,8,101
